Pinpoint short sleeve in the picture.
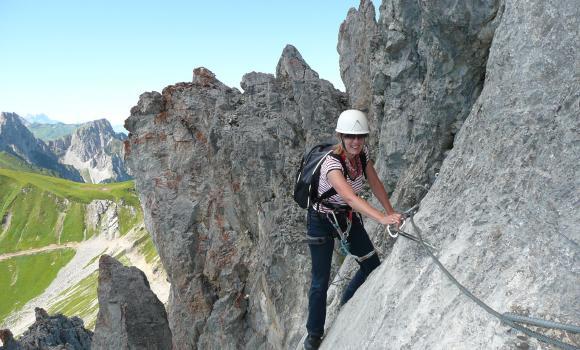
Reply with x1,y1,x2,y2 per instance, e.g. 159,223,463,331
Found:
320,155,343,181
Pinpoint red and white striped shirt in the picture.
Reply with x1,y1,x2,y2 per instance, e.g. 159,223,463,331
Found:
315,146,370,213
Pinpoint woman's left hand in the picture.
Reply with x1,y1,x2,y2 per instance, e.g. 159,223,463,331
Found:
385,213,403,226
387,212,403,227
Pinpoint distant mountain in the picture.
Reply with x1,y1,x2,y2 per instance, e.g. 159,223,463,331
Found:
23,113,61,124
48,119,131,184
0,112,82,182
28,122,81,141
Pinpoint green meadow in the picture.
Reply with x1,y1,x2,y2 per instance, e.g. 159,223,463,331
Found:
0,169,141,254
0,168,139,206
27,123,80,141
0,249,76,322
0,152,59,177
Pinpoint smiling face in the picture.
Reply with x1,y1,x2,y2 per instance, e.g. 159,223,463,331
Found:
341,133,367,157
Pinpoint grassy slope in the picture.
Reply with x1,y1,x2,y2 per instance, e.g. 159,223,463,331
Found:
0,169,140,254
0,249,76,322
0,152,60,177
61,202,86,243
0,168,139,206
0,168,150,326
0,185,62,253
48,271,99,329
48,229,159,330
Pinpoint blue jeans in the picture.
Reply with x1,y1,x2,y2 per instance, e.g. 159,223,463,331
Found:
305,208,381,337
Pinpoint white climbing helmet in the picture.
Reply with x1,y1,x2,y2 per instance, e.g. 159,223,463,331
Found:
335,109,370,134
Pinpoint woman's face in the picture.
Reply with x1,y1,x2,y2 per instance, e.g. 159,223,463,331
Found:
342,133,367,156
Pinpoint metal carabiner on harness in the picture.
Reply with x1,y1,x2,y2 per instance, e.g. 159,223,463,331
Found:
326,210,353,256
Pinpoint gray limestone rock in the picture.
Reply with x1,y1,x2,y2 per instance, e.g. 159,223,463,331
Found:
92,255,172,350
339,0,503,207
125,45,347,349
0,308,93,350
322,0,580,349
84,200,120,240
275,45,319,81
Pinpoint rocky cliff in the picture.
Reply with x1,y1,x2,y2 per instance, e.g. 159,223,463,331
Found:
0,112,82,182
323,0,579,349
49,119,131,184
339,0,503,208
125,48,346,349
124,0,579,349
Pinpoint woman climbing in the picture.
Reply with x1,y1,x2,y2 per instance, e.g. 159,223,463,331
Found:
303,109,402,350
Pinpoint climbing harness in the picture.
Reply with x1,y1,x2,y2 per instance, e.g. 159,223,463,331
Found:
394,206,580,350
325,209,378,263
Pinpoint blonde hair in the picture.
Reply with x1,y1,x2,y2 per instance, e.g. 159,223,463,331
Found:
333,133,345,156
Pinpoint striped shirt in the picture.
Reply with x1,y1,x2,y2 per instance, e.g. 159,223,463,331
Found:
315,146,370,213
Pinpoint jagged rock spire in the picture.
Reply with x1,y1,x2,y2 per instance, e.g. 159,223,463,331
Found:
276,44,319,81
92,255,172,350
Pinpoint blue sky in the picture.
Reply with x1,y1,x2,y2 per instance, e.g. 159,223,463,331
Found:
0,1,379,126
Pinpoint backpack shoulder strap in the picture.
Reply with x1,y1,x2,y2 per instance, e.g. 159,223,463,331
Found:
315,152,347,204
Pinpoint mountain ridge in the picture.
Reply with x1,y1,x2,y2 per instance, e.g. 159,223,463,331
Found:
0,112,82,182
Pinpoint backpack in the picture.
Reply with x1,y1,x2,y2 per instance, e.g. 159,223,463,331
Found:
293,143,367,209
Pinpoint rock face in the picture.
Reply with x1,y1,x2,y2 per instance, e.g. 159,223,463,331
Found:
125,45,347,349
92,255,172,350
339,0,503,207
0,308,92,350
337,0,378,111
49,119,131,184
322,0,580,349
0,112,82,181
85,200,120,240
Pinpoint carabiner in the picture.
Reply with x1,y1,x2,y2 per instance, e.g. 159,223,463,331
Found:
387,224,399,238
